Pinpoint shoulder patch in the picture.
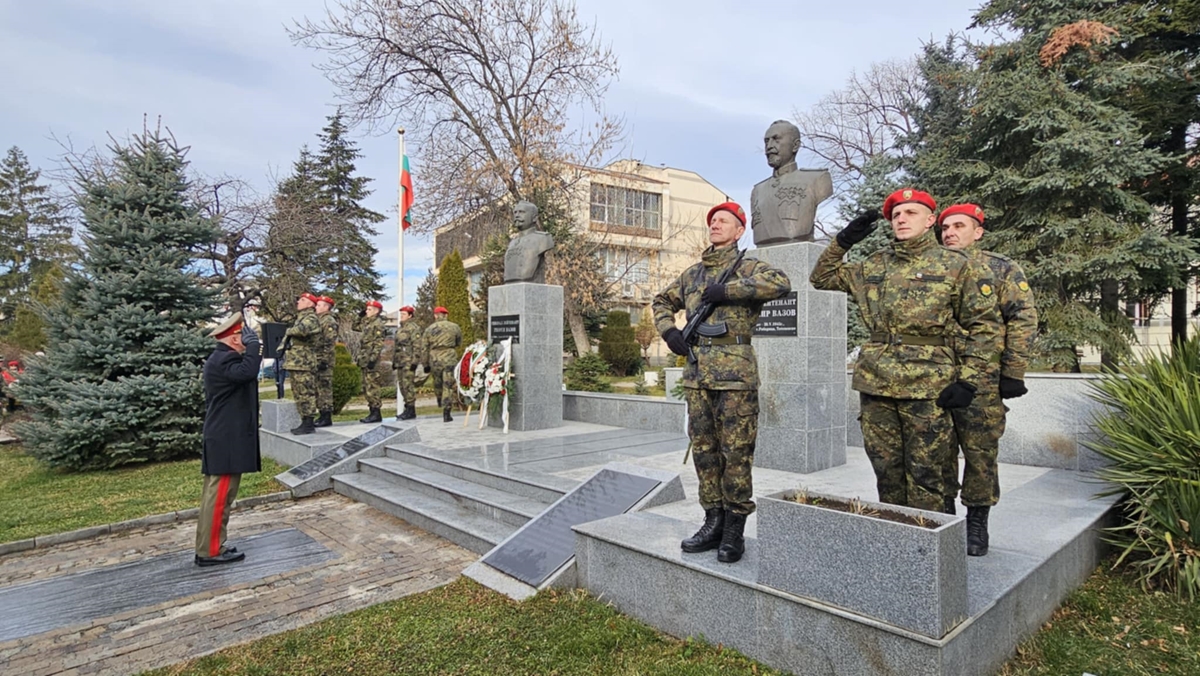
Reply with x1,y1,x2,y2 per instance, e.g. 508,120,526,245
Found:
1017,280,1030,292
977,279,995,297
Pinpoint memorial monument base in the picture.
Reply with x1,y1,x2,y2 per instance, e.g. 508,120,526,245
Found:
488,282,564,431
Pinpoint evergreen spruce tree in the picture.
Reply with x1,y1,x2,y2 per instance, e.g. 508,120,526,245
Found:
6,264,64,351
261,146,325,322
436,250,474,345
598,310,641,376
16,131,220,470
0,146,74,337
414,268,438,329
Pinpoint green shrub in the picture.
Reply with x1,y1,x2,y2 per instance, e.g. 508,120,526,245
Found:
598,311,642,376
332,343,362,413
565,352,611,392
1086,334,1200,600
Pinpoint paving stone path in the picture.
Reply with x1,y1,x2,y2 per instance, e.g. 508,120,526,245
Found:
0,494,475,676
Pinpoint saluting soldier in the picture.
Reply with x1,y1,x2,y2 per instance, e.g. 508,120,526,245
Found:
810,188,1002,514
285,292,322,435
313,295,338,427
392,305,424,421
652,201,791,564
422,306,462,423
355,300,387,424
939,203,1038,556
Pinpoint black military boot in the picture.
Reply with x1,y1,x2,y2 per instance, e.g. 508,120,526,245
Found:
397,403,416,421
359,407,382,424
291,416,315,435
680,507,724,553
944,494,957,515
717,511,747,563
442,406,453,422
436,395,443,408
966,506,990,557
314,410,332,427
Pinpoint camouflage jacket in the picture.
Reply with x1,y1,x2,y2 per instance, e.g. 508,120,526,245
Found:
969,248,1038,382
355,314,387,368
423,320,462,367
652,244,791,391
393,320,425,367
809,228,1002,399
283,307,321,371
316,312,338,368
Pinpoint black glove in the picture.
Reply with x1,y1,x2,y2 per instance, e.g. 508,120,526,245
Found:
701,284,727,305
999,376,1028,399
366,360,377,370
422,363,431,373
318,361,329,370
835,209,882,249
410,363,418,373
240,322,259,345
663,328,689,357
936,381,977,409
358,307,367,318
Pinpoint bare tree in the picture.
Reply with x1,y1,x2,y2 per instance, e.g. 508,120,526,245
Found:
793,59,923,220
192,177,272,313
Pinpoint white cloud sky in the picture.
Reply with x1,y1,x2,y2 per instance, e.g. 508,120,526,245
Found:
0,0,985,310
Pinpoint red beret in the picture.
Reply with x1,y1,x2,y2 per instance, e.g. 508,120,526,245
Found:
365,300,383,310
434,306,449,315
883,188,937,218
318,296,335,306
938,203,985,226
400,305,415,314
7,361,19,368
300,292,320,304
706,201,747,227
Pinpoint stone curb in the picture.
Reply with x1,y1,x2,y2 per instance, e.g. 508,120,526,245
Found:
1,490,294,558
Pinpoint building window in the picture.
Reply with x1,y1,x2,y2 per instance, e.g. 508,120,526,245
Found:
599,249,650,299
590,184,662,236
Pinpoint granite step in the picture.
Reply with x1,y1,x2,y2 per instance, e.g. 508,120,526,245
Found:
357,456,551,528
385,443,576,503
332,473,515,554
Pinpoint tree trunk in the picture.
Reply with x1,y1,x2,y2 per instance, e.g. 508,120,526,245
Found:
1100,278,1120,371
565,302,590,358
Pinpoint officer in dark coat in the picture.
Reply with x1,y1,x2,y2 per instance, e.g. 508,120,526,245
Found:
195,314,262,567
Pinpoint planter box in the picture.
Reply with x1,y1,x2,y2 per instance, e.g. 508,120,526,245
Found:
757,489,968,639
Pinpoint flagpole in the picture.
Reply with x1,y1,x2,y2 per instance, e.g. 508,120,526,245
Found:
397,127,406,418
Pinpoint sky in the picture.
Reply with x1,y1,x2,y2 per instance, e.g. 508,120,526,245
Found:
0,0,988,311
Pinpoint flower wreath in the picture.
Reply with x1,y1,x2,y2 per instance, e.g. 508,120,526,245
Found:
455,341,490,404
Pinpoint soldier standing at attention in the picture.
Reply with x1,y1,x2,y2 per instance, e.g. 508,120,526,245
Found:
285,292,322,435
423,306,462,423
313,295,338,427
393,305,424,421
939,203,1038,556
355,300,387,424
652,201,791,564
810,188,1001,514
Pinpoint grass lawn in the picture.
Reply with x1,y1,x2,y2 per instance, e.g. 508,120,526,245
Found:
0,443,287,544
146,578,786,676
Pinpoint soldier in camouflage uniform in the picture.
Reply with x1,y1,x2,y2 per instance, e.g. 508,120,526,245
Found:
284,292,323,435
810,188,1002,515
653,201,791,564
423,306,462,423
355,300,388,424
392,305,424,421
313,296,338,427
939,203,1038,556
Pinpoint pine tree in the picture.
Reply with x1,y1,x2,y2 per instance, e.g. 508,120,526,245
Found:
15,131,220,470
414,268,438,329
436,250,474,345
598,310,641,376
0,146,74,337
6,264,64,351
261,147,326,322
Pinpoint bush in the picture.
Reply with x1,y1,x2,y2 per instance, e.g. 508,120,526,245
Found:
332,344,362,413
1086,335,1200,600
598,311,642,376
565,352,611,392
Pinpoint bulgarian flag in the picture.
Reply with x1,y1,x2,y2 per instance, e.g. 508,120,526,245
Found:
400,152,414,231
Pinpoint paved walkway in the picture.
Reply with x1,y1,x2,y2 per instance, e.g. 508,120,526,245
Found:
0,494,475,676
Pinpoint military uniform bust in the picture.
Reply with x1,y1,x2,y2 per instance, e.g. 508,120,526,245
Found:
750,120,833,246
503,200,555,283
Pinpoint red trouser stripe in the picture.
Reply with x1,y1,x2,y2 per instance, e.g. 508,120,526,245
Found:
209,475,231,557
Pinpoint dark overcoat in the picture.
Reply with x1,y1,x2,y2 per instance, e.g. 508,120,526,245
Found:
201,342,262,476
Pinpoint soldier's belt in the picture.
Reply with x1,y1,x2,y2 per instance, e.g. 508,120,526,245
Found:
869,333,946,347
695,335,752,347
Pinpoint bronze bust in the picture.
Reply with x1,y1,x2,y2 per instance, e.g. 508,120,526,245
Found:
750,120,833,246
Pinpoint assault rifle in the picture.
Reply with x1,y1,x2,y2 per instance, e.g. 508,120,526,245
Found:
680,248,746,365
275,337,291,400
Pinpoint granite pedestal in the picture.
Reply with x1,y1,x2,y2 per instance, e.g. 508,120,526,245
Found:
488,282,564,431
752,242,848,473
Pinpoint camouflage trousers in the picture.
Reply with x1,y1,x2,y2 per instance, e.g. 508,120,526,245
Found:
431,361,458,408
394,363,417,406
290,370,318,418
945,391,1006,507
684,388,759,516
316,366,333,413
361,366,386,409
859,393,954,513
